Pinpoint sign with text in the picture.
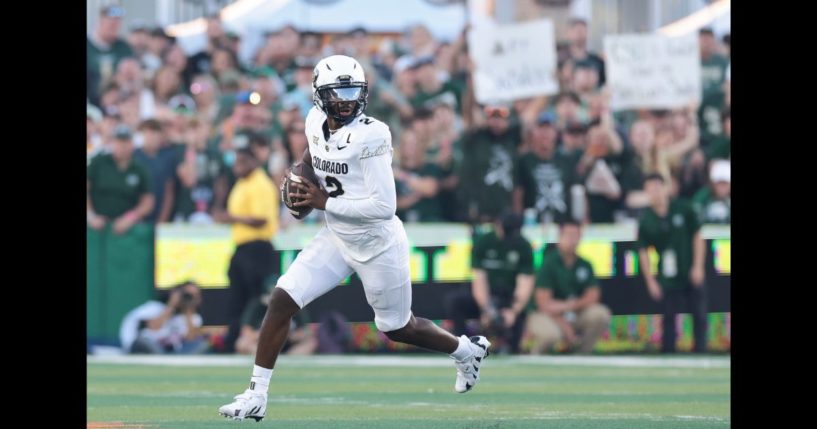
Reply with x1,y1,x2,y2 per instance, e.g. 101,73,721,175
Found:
469,19,558,103
605,33,701,111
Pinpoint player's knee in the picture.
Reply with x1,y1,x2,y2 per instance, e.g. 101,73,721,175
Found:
383,319,414,343
268,288,300,319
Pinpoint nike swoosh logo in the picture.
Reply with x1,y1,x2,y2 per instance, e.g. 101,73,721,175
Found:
337,133,351,150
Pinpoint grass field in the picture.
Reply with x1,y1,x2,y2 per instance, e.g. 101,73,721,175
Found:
87,354,730,428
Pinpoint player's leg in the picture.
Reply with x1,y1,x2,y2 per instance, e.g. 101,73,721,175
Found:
219,227,353,421
354,228,490,393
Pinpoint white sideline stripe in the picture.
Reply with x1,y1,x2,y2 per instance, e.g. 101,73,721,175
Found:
87,355,730,369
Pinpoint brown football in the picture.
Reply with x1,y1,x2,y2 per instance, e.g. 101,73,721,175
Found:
284,162,320,220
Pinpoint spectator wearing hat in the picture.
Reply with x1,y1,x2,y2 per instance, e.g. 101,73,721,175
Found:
458,104,522,223
527,219,611,353
87,5,133,106
444,211,534,354
134,119,183,223
514,112,577,223
87,125,154,235
637,173,707,353
692,160,730,224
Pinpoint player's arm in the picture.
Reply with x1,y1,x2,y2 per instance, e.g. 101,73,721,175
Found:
322,136,396,220
301,145,312,167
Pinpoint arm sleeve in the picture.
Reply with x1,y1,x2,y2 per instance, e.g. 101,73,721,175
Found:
324,136,397,221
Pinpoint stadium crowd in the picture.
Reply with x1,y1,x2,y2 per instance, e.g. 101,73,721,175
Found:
87,6,731,230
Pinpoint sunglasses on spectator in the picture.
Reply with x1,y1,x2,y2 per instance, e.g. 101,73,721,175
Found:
484,106,510,118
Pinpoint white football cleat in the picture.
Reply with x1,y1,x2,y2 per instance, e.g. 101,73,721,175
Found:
453,335,491,393
218,389,267,422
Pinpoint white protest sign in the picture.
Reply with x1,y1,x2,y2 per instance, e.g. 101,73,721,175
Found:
468,19,558,104
605,33,701,111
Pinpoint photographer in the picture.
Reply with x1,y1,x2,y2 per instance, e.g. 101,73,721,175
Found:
444,211,535,354
119,281,209,354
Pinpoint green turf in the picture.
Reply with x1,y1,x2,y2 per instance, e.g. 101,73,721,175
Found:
87,356,730,428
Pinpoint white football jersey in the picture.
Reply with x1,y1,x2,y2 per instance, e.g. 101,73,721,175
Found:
303,107,403,262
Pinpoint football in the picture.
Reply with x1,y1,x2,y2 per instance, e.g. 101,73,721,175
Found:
283,162,319,220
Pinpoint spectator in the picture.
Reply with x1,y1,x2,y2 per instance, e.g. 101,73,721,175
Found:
637,174,707,353
444,212,534,353
87,105,104,163
163,44,193,90
134,119,183,223
247,132,274,178
458,105,521,223
113,57,155,120
395,129,444,222
235,276,317,356
527,220,611,353
126,21,150,60
190,74,222,124
406,24,438,58
692,160,730,224
172,118,228,224
151,66,183,107
566,18,605,85
575,118,629,223
553,92,585,129
213,148,279,353
187,14,228,78
298,31,323,58
571,61,601,99
705,108,730,161
699,28,729,98
87,125,154,235
120,281,209,354
410,56,462,112
514,112,576,223
144,27,175,76
87,5,133,106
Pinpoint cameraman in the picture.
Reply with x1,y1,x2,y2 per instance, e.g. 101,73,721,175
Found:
444,212,534,354
119,281,209,354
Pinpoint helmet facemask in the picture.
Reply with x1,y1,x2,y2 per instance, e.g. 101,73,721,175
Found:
314,80,368,126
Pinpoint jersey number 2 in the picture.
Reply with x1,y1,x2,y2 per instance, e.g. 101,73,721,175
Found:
325,176,345,197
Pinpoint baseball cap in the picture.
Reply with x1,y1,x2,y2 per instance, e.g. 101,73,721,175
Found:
710,160,731,183
537,111,556,126
113,124,133,140
101,5,125,18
